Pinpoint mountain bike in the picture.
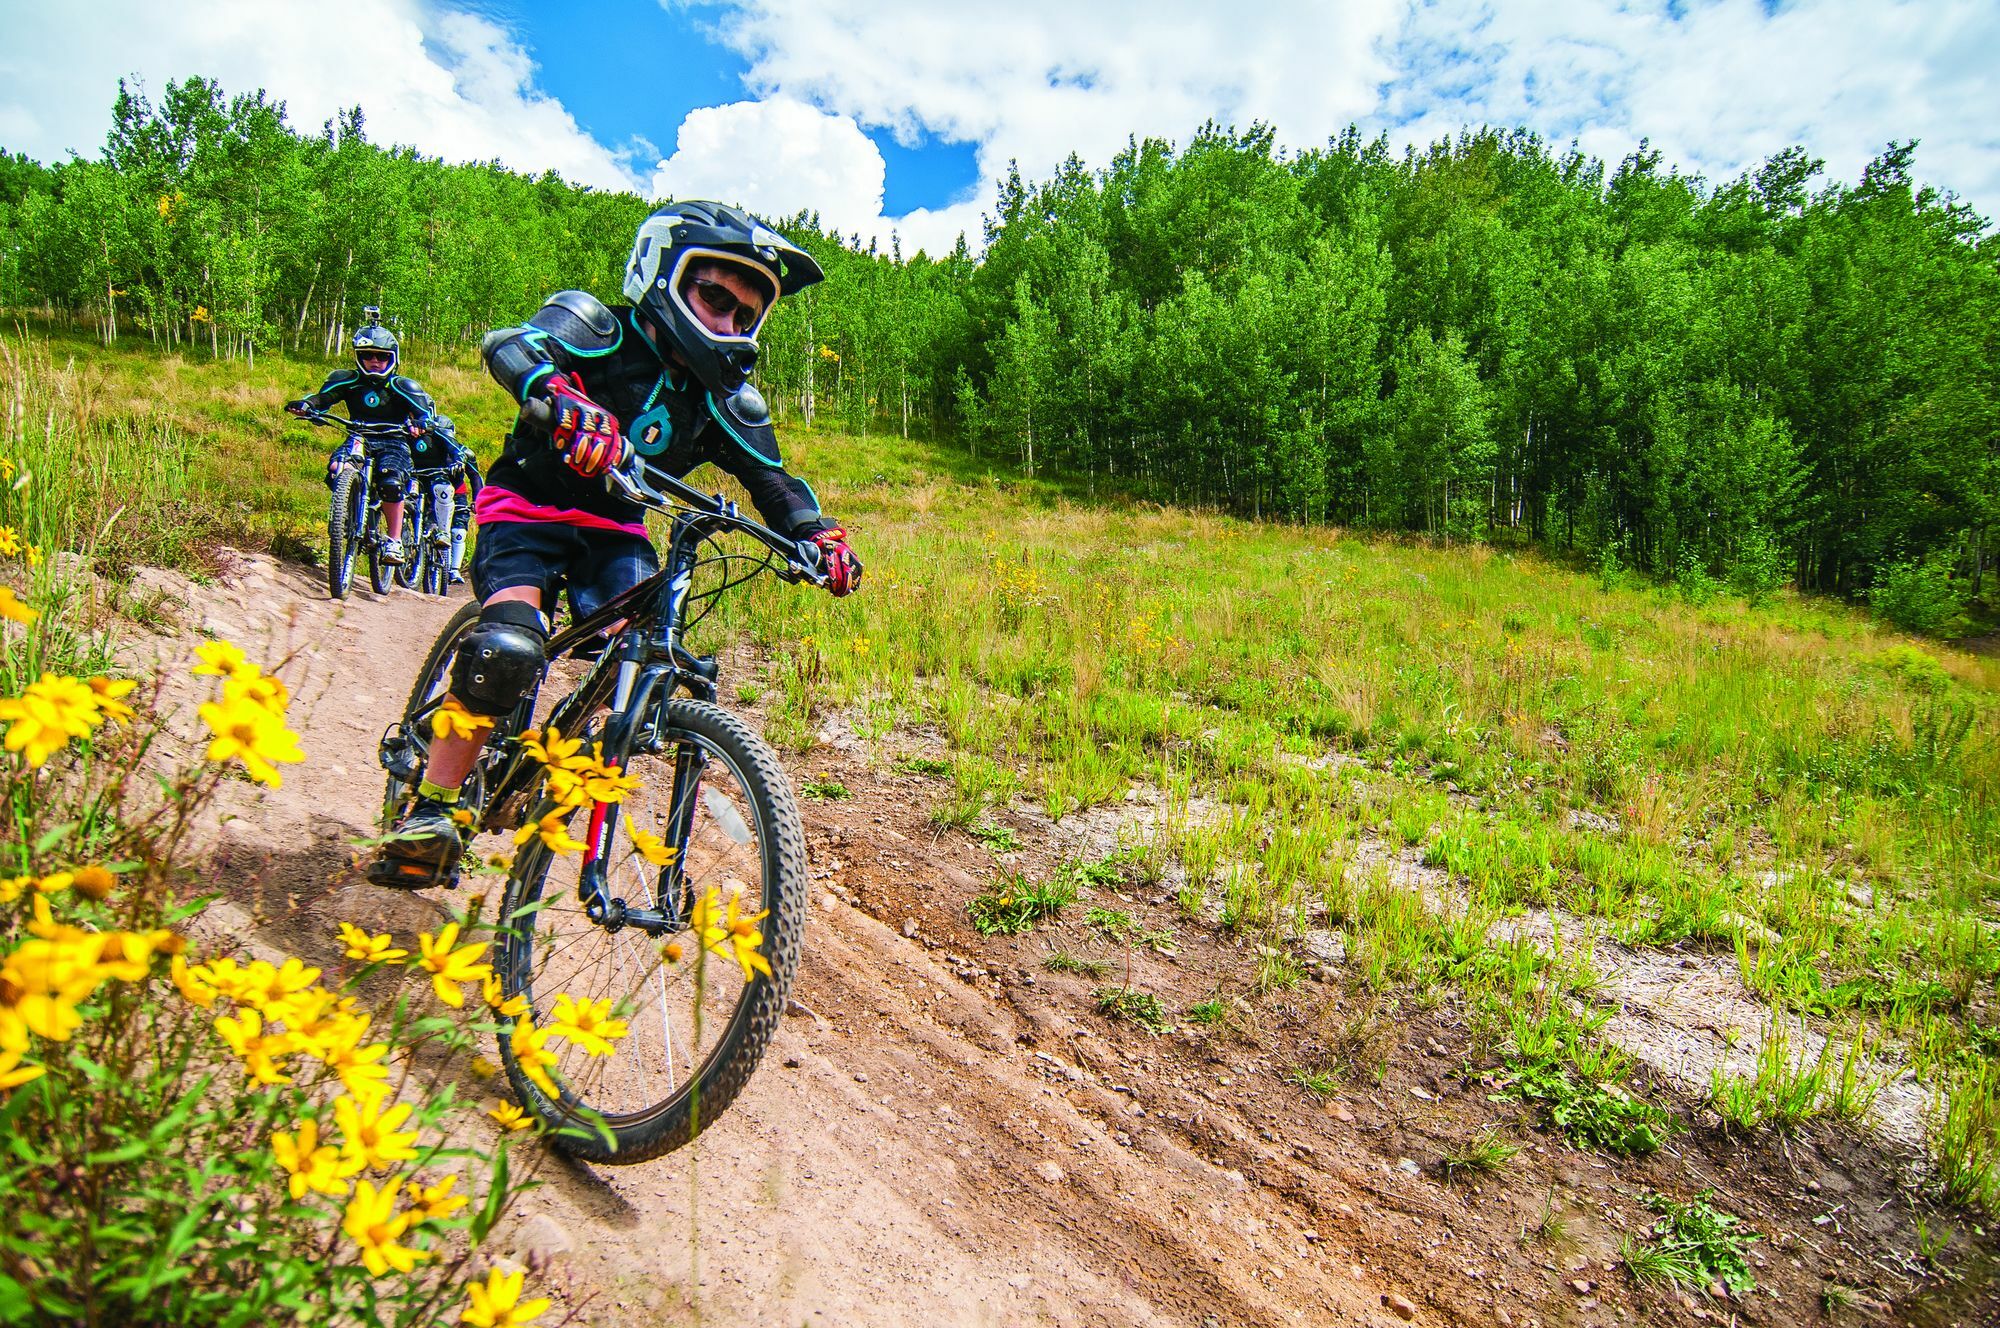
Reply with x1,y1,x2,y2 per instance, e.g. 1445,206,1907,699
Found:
393,463,461,597
375,449,829,1163
304,409,414,600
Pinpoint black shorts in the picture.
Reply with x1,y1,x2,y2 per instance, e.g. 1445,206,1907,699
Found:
470,520,659,620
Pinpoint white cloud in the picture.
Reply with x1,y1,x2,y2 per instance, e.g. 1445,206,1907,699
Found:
0,0,644,192
650,98,883,233
693,0,1405,251
693,0,1999,244
1382,0,2000,213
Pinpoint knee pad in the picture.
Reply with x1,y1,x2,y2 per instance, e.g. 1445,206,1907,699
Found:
450,600,548,716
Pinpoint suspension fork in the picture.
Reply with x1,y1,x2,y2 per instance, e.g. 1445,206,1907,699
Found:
576,657,671,926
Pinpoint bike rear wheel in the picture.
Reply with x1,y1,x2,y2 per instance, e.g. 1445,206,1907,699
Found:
328,469,361,600
495,698,805,1164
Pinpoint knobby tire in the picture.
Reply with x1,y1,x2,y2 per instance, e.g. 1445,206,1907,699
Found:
495,699,806,1164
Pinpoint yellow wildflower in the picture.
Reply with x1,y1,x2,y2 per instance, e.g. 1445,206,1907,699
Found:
2,937,105,1041
341,1179,429,1276
0,587,34,626
0,457,13,480
0,528,18,557
508,1019,561,1098
417,922,492,1008
547,993,628,1056
481,974,527,1019
432,697,496,742
199,691,304,787
337,922,408,965
23,546,39,569
513,811,587,855
688,886,772,981
245,957,321,1006
170,954,219,1006
214,1008,294,1085
0,876,30,903
70,865,116,901
30,872,71,895
273,1118,362,1199
334,1094,421,1172
0,1046,44,1093
0,673,106,766
86,678,135,722
459,1265,552,1327
412,1173,467,1222
469,1054,498,1079
627,826,678,866
488,1101,533,1131
322,1028,393,1104
191,640,256,680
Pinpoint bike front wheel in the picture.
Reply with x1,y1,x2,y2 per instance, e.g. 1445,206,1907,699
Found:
328,469,361,600
495,698,806,1164
366,502,391,596
396,508,423,590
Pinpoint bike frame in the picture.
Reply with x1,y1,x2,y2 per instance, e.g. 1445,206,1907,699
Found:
404,458,823,934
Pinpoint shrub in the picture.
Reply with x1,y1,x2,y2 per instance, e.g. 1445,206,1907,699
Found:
1870,551,1969,638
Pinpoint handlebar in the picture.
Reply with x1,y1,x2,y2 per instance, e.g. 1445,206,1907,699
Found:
296,407,418,438
517,397,826,588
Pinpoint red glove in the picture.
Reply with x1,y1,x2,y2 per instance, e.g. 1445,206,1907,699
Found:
809,527,862,597
544,375,629,478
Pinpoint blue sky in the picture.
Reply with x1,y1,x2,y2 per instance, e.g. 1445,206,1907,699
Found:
3,0,1995,255
471,0,984,215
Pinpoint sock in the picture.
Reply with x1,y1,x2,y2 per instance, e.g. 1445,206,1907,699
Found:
417,779,462,804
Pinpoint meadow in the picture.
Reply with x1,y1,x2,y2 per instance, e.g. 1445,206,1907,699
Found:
7,322,1998,1214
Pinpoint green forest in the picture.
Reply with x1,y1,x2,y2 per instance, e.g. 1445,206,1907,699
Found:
3,76,1996,626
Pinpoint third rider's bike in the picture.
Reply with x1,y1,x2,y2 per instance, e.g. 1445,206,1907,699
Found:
377,449,828,1163
393,464,460,597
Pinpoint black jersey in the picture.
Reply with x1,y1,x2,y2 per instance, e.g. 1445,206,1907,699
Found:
301,370,435,430
479,289,828,537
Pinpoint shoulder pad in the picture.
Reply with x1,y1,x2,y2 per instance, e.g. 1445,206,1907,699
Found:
708,388,781,466
320,369,359,392
390,376,435,412
529,291,622,355
548,289,618,336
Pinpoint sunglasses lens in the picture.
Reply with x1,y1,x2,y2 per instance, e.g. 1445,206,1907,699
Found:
691,279,760,334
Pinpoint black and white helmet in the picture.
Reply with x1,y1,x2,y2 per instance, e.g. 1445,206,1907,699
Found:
352,316,399,382
622,201,823,398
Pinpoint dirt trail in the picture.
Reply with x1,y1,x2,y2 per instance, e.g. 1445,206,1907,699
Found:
124,554,1412,1328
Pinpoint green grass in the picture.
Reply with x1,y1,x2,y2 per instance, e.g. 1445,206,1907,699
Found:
1441,1129,1520,1181
1093,987,1171,1034
1620,1192,1759,1296
799,776,850,800
1284,1066,1342,1097
15,326,2000,1203
966,871,1077,936
1041,950,1108,978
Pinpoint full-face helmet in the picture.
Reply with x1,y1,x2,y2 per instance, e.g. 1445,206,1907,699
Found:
621,201,823,397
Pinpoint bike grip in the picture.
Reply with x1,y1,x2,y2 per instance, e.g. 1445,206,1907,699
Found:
520,398,553,430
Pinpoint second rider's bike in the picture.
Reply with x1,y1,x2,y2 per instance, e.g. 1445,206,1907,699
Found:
376,447,829,1164
305,409,415,600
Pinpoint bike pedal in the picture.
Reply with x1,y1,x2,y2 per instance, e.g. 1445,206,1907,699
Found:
366,857,458,892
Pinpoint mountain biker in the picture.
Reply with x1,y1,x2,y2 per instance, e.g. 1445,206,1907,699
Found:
370,200,863,886
410,413,481,585
285,315,436,566
433,416,483,586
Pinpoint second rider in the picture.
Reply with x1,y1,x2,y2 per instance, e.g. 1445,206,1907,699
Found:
372,201,863,886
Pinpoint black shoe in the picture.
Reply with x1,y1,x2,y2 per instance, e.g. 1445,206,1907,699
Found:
369,796,464,889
